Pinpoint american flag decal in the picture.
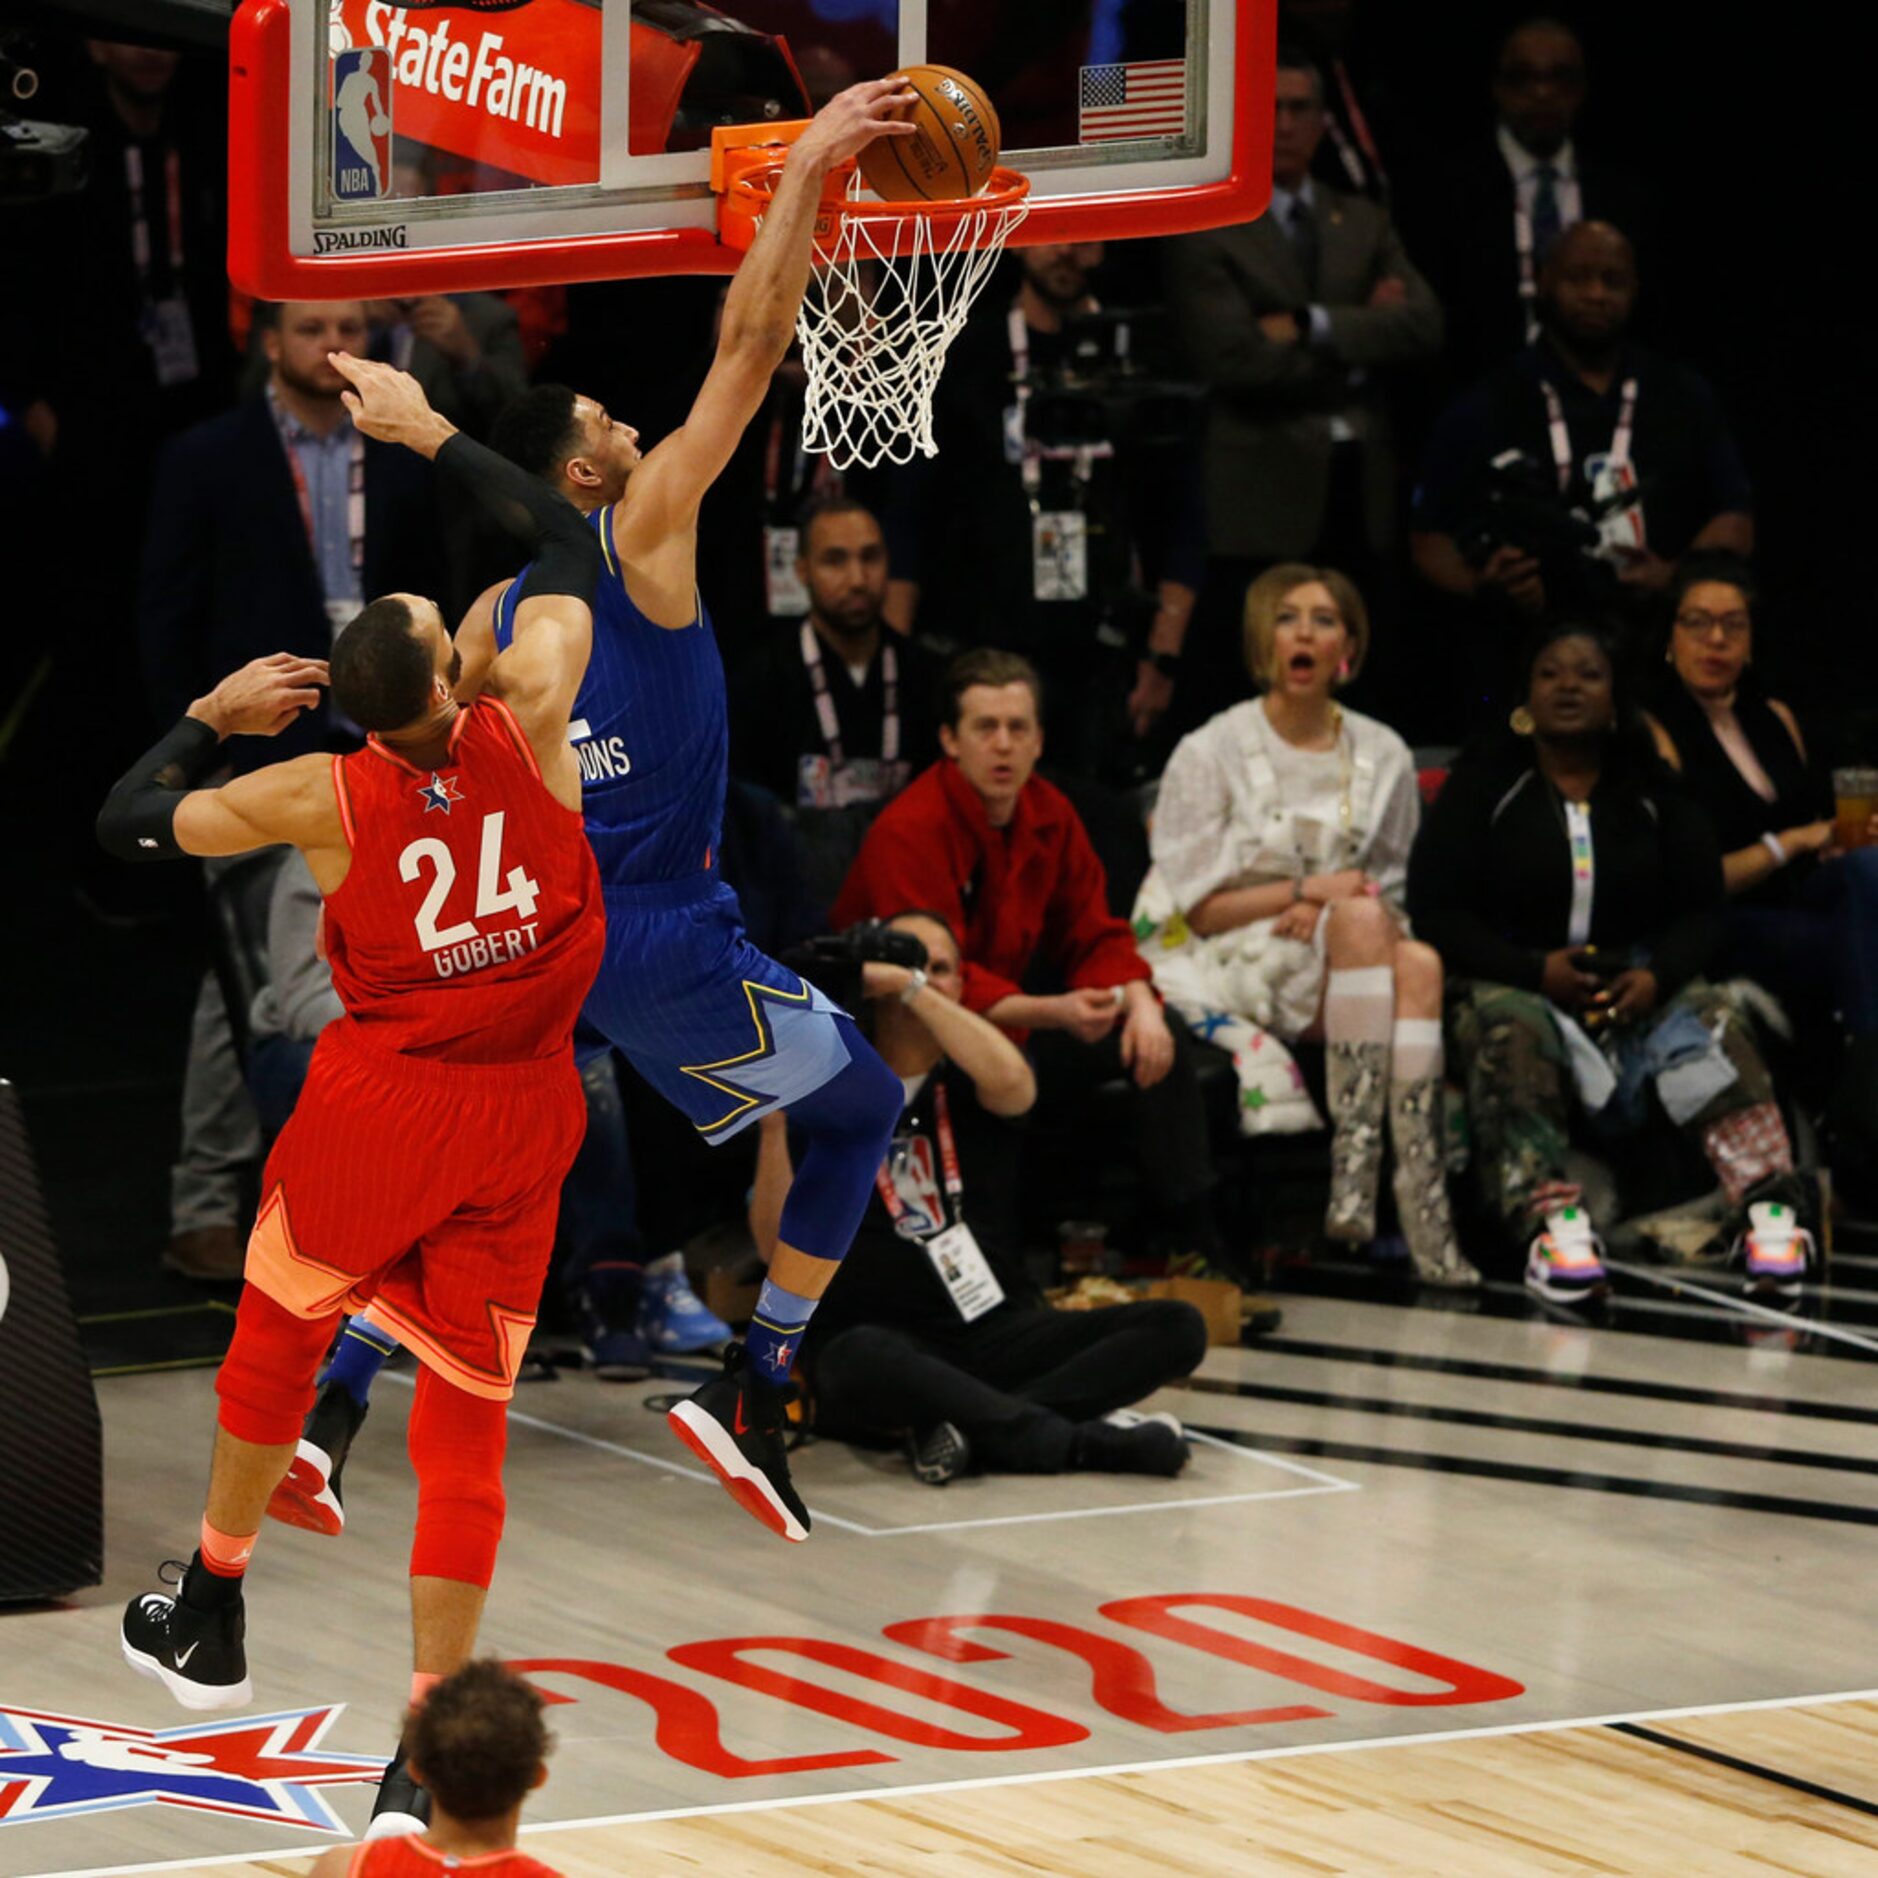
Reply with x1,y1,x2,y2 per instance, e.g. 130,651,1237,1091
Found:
1078,59,1188,143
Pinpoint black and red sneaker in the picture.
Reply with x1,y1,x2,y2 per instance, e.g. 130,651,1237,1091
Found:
267,1380,367,1537
666,1343,809,1542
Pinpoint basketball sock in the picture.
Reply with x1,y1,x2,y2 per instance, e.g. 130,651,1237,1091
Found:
744,1280,815,1387
321,1315,402,1407
1391,1017,1444,1084
410,1671,442,1709
1324,965,1395,1047
197,1517,257,1581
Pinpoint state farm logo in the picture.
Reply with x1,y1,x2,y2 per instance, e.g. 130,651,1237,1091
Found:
357,2,568,140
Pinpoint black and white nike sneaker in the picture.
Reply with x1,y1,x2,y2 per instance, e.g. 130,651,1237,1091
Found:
667,1342,810,1542
267,1380,368,1537
364,1742,432,1840
121,1554,251,1710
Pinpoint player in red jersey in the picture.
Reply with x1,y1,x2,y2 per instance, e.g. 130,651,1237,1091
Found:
101,356,604,1837
307,1661,562,1878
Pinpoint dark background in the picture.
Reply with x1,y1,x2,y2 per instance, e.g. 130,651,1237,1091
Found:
0,2,1864,1337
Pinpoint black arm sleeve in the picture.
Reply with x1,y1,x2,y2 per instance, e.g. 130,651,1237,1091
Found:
96,716,223,863
434,432,602,603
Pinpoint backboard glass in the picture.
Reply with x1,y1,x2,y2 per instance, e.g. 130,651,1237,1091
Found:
230,0,1272,297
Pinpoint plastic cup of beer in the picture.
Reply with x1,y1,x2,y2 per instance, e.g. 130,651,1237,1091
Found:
1833,768,1878,850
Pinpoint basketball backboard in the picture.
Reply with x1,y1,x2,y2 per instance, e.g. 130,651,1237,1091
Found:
230,0,1273,297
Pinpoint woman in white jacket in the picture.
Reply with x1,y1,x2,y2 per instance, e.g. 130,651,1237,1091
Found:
1145,566,1474,1286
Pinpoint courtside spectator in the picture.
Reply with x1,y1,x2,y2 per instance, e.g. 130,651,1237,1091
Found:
1411,223,1752,727
1164,43,1441,738
1141,566,1474,1287
1408,622,1809,1305
1414,16,1657,374
833,650,1239,1275
763,913,1207,1483
1646,556,1878,1103
730,496,941,903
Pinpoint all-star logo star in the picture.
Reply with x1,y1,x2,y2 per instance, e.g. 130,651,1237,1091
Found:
0,1702,382,1831
417,771,465,814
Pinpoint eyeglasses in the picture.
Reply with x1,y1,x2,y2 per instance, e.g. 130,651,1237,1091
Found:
1674,610,1752,640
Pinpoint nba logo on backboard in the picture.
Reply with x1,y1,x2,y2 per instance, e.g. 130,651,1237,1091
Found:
331,48,391,201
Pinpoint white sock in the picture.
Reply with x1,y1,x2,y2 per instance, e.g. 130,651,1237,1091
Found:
1324,966,1394,1047
1391,1017,1443,1083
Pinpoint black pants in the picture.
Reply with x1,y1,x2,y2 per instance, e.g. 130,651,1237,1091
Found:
809,1300,1208,1473
1030,1021,1216,1213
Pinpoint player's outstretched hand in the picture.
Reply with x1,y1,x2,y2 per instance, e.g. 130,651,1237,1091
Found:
328,351,455,457
191,652,329,740
793,77,919,172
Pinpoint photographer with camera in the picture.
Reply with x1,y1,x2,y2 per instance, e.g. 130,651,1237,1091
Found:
1407,623,1809,1307
1409,222,1753,733
879,241,1206,777
761,912,1208,1485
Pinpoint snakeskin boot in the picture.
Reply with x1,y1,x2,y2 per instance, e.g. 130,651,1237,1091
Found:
1324,1041,1388,1242
1389,1075,1479,1287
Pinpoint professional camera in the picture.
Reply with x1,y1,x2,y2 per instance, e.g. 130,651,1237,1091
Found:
780,921,930,1012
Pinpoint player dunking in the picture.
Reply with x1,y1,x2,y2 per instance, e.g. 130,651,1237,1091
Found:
101,355,605,1836
363,80,917,1545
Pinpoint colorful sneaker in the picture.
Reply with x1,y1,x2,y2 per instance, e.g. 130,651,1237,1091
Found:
1524,1206,1609,1304
121,1555,250,1710
639,1251,732,1355
1738,1199,1814,1304
364,1743,430,1839
667,1343,809,1541
267,1380,366,1537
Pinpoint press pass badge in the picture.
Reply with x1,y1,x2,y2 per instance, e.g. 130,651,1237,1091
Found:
923,1222,1005,1323
1033,511,1089,601
332,49,393,202
764,525,810,616
142,297,200,388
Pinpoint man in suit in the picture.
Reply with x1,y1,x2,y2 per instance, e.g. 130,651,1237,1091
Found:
1412,16,1657,381
1161,44,1441,736
139,299,445,1280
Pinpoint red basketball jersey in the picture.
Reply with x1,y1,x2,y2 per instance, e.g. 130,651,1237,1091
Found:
346,1836,561,1876
325,699,603,1066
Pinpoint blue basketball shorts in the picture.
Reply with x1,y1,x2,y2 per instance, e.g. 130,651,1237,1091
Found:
584,875,852,1140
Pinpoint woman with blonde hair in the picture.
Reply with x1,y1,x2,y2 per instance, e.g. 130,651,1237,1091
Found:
1142,566,1474,1285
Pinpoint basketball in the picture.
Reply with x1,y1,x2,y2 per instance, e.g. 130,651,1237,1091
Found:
858,64,1001,203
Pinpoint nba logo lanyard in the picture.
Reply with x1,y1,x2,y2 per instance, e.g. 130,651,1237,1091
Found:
875,1082,1004,1322
266,382,367,593
1541,373,1643,554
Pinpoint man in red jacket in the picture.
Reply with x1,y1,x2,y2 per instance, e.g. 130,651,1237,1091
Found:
833,648,1233,1269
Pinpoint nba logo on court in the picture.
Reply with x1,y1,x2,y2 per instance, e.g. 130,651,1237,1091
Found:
331,49,392,202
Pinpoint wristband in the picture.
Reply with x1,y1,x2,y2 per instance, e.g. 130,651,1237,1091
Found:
1761,832,1788,868
899,968,929,1005
1148,650,1182,679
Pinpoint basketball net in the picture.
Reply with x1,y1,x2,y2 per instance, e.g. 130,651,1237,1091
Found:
787,170,1030,469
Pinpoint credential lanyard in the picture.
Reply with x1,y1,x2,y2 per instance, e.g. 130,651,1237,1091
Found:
125,144,184,293
1324,59,1387,195
799,620,898,771
268,386,367,583
1007,302,1108,505
875,1082,963,1232
1540,374,1637,495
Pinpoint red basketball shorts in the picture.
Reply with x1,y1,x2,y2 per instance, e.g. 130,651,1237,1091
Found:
243,1019,585,1401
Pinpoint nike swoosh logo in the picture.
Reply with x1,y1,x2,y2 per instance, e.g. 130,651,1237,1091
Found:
733,1395,749,1437
175,1641,200,1669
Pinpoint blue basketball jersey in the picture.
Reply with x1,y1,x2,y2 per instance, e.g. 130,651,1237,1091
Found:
494,504,727,888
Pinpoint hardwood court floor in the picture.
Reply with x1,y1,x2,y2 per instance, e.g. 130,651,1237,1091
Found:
10,1291,1878,1876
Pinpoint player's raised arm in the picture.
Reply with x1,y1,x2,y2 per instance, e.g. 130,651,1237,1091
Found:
333,352,603,797
96,653,340,862
622,79,917,539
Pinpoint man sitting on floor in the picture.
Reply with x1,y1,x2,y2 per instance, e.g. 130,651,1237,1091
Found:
753,911,1209,1483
